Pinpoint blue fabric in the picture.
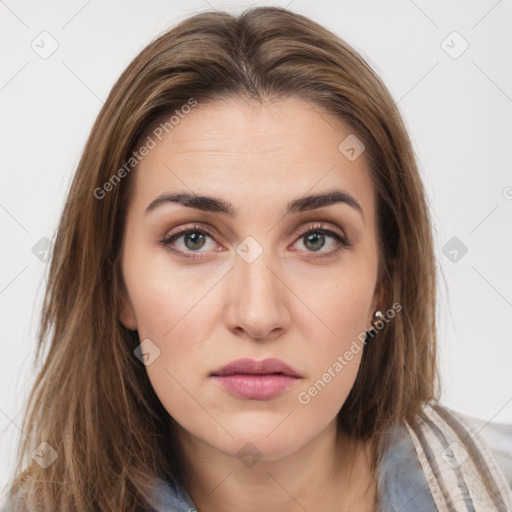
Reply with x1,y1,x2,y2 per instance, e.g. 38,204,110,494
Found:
152,477,198,512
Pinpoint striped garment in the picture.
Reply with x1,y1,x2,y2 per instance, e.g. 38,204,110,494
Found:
397,403,512,511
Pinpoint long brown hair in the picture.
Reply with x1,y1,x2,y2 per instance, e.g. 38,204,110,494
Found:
4,6,439,511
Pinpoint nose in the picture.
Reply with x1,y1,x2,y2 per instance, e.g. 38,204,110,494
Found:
224,245,291,341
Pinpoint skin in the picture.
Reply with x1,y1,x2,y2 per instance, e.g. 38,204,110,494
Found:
119,97,383,512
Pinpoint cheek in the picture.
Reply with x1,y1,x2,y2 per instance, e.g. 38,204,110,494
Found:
122,246,221,420
290,279,370,425
289,260,376,402
123,242,217,338
295,285,367,398
294,262,377,351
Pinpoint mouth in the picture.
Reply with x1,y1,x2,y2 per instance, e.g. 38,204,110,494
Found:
211,357,302,377
210,358,302,400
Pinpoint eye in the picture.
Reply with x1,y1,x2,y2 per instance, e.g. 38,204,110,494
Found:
160,224,219,259
292,223,351,257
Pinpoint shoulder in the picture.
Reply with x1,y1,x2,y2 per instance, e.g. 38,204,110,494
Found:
402,401,512,511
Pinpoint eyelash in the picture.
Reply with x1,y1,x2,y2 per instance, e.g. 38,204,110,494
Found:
160,223,351,260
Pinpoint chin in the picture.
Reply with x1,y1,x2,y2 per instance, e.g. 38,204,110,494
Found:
215,414,314,462
223,431,306,463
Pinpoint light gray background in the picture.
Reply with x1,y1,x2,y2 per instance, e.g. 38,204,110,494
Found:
1,0,511,497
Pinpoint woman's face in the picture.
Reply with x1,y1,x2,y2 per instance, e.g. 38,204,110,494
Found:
119,97,381,461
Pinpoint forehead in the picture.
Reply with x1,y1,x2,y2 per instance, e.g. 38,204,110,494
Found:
131,97,375,222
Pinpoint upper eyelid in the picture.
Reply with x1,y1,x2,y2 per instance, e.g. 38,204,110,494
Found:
295,223,344,237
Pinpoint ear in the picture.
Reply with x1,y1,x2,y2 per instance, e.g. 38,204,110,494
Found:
119,288,138,331
369,258,395,325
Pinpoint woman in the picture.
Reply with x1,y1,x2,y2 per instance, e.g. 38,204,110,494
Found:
2,6,511,512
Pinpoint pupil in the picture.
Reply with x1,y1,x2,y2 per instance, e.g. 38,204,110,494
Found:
185,233,205,250
306,233,324,251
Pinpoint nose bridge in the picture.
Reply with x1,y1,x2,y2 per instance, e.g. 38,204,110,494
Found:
225,235,289,338
234,234,280,303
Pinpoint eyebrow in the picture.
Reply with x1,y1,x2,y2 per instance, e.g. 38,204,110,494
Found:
145,189,363,219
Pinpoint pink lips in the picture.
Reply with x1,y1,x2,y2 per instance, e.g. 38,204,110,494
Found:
210,358,302,400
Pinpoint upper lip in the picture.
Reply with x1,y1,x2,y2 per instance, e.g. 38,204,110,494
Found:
211,358,302,378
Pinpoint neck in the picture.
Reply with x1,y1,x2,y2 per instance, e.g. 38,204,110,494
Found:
174,420,377,512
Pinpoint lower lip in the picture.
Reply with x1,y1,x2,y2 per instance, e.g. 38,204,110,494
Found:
212,374,300,400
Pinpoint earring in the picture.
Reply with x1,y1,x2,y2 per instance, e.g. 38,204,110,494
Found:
364,310,384,342
372,310,384,330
